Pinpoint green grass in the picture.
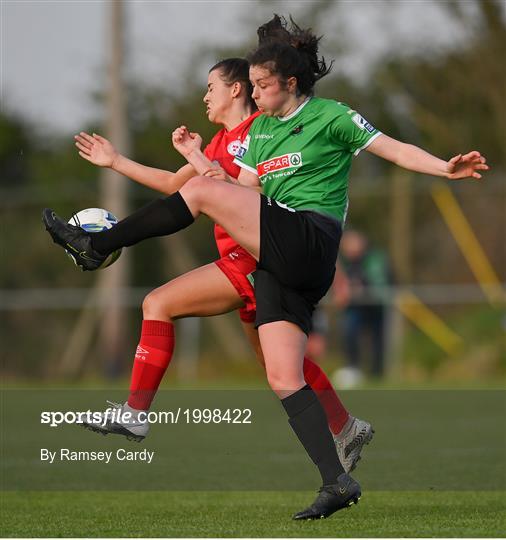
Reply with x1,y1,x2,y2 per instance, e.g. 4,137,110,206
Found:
1,490,504,537
2,389,504,536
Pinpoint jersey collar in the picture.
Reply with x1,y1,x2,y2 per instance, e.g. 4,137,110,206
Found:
277,96,311,122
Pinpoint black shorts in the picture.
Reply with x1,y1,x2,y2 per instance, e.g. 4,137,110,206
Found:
254,196,341,335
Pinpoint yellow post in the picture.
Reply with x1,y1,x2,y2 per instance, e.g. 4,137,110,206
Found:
431,183,504,305
395,290,463,355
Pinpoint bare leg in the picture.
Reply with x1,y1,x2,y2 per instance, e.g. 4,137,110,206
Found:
125,263,245,412
180,177,261,260
258,321,307,398
258,320,344,489
143,262,244,321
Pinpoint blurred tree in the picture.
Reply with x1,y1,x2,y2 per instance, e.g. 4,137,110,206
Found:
0,114,31,189
316,0,505,285
2,1,504,378
369,0,505,167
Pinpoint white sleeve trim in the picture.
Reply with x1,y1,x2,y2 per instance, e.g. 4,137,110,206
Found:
353,131,382,156
233,159,258,175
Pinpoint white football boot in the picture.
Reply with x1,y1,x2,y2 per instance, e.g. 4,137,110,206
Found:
334,416,374,473
82,400,149,442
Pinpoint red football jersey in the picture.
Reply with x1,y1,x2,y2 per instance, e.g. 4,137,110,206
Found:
203,112,261,257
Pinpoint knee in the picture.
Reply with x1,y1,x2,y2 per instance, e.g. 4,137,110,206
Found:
266,369,282,391
181,175,226,213
142,289,171,321
265,367,302,395
180,175,208,204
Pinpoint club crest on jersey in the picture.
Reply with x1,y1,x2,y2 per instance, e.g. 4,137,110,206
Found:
351,113,375,133
236,146,247,159
257,152,302,177
235,135,250,159
227,139,242,156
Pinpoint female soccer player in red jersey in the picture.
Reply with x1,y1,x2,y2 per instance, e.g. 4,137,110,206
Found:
45,15,488,520
73,57,373,473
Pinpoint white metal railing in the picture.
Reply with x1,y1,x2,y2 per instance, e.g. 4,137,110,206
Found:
1,284,504,311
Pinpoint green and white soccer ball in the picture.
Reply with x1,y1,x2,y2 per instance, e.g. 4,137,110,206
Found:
68,207,122,268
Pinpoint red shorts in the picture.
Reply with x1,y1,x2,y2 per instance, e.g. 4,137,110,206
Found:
215,247,257,323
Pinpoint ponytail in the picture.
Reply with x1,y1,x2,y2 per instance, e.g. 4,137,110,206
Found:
251,14,332,95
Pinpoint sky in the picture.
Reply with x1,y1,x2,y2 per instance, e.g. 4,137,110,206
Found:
1,0,480,135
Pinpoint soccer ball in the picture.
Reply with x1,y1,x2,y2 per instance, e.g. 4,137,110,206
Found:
68,207,122,268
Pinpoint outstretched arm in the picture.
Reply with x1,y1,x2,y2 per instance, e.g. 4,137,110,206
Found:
366,134,489,180
75,132,196,195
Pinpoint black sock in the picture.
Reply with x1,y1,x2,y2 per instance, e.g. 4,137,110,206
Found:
91,193,194,255
281,384,344,486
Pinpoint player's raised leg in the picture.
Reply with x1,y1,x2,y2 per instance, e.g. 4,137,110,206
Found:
43,177,261,270
179,177,261,260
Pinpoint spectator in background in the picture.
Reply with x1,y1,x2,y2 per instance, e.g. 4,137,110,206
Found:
333,229,392,387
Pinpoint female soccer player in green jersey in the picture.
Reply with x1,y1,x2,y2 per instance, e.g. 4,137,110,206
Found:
44,15,488,520
71,58,372,472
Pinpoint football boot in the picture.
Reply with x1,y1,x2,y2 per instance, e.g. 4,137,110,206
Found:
82,400,149,442
42,208,107,271
293,473,361,520
334,416,374,473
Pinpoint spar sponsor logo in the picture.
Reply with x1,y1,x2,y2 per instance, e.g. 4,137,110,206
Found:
257,152,302,177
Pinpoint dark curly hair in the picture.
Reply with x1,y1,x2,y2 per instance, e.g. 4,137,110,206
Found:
249,15,333,96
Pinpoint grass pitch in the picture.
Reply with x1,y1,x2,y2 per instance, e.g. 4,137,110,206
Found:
1,490,505,537
2,388,504,536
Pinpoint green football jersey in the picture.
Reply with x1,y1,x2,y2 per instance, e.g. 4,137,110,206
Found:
234,97,381,222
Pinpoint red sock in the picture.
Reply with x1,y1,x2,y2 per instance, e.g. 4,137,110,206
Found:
303,356,349,435
128,320,175,410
